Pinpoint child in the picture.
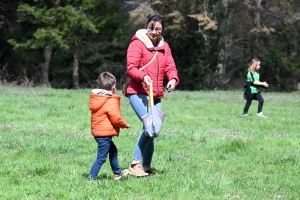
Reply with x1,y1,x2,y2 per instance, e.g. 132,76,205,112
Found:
243,58,269,117
88,72,131,180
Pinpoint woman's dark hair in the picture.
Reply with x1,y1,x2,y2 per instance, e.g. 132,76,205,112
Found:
147,15,164,29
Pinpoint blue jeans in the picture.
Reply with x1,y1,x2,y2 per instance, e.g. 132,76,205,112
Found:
89,137,121,178
129,94,161,168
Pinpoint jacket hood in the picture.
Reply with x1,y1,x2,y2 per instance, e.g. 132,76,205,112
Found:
92,89,111,95
133,29,165,49
89,89,118,112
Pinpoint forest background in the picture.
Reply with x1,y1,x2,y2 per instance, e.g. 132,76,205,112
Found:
0,0,300,91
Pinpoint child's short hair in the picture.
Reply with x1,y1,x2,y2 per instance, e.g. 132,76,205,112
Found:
97,72,116,90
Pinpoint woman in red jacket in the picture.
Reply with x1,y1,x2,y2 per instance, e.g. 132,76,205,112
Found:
125,15,179,176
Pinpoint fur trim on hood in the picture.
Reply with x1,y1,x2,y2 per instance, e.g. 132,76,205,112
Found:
92,89,112,96
135,29,164,49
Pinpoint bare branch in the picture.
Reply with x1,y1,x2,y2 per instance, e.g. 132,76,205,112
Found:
226,38,248,48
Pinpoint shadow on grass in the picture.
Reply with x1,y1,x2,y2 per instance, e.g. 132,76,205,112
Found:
82,168,165,180
82,172,111,180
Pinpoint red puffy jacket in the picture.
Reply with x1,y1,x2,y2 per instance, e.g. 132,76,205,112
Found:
126,29,179,99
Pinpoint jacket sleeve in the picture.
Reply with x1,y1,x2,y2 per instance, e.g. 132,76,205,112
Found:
164,43,179,85
127,40,147,81
106,98,128,128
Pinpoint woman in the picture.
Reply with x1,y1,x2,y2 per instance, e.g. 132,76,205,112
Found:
125,15,179,176
243,58,269,117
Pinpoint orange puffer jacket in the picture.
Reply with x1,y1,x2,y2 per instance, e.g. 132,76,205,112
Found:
89,90,128,137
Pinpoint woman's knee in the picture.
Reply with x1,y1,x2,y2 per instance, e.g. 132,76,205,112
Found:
129,94,148,119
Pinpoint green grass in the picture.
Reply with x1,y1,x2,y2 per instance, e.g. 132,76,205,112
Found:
0,86,299,199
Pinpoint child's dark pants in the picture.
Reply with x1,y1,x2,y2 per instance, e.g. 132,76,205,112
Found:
89,136,121,178
243,91,264,114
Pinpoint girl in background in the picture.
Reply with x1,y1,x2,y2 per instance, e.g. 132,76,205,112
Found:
243,58,269,117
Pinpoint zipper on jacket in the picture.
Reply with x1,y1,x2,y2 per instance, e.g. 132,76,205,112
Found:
155,50,159,97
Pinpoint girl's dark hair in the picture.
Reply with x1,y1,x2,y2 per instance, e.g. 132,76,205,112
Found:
147,15,164,29
97,72,116,90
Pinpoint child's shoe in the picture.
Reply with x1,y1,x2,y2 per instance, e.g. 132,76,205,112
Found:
257,112,267,118
114,169,129,180
87,175,97,181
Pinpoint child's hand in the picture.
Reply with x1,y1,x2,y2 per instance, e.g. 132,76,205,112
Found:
127,124,131,128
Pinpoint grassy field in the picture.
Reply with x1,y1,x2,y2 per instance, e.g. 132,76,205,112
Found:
0,86,299,199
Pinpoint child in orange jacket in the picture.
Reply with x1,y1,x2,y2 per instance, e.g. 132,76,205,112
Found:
88,72,130,181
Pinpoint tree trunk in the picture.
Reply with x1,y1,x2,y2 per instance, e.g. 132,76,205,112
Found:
2,1,22,33
73,41,80,89
41,44,53,87
217,0,229,89
255,0,262,27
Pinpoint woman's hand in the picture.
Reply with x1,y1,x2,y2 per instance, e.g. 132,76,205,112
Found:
167,79,176,92
263,82,269,88
143,75,153,85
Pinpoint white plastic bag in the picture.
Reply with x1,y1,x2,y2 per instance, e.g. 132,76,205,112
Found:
141,83,165,138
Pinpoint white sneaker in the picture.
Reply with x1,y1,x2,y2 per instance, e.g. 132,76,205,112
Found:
257,112,267,118
114,169,129,180
243,114,248,116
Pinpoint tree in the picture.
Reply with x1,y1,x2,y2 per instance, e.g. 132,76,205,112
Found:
9,0,98,88
1,0,300,91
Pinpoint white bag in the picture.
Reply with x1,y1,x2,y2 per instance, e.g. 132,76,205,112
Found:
141,83,165,138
